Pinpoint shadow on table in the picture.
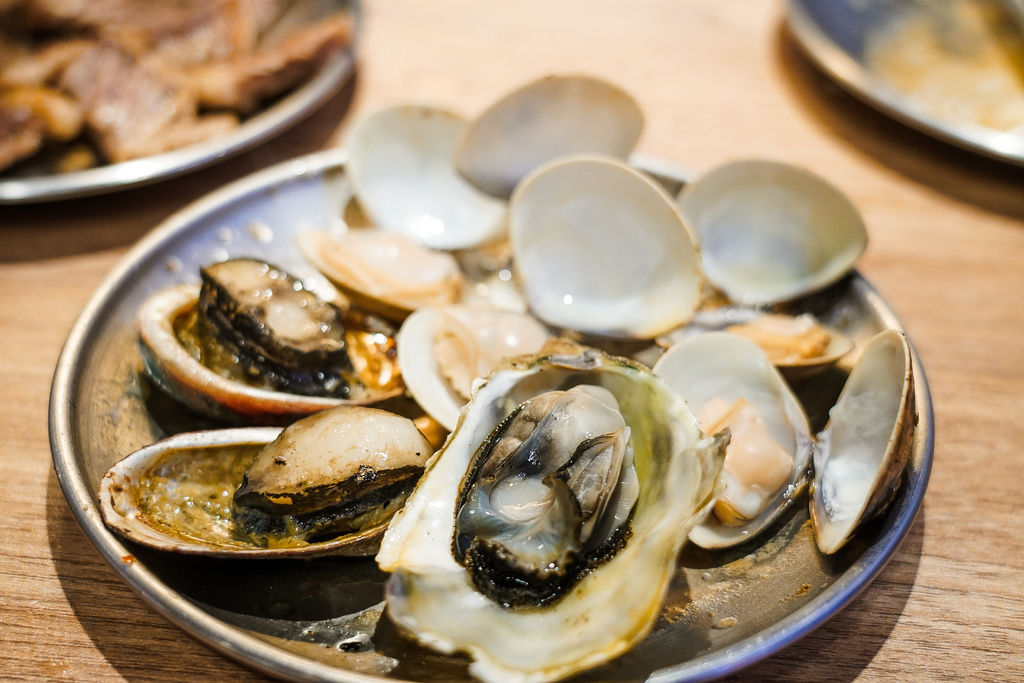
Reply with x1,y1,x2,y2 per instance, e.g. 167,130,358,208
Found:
45,469,268,681
775,22,1024,221
0,73,358,265
721,508,927,682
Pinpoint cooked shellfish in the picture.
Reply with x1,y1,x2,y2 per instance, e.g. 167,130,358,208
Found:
377,341,725,683
100,406,433,557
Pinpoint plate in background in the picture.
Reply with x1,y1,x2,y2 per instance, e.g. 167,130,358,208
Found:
48,148,934,681
788,0,1024,166
0,0,360,204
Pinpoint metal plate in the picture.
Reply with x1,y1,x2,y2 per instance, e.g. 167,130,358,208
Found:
0,0,359,204
787,0,1024,167
49,149,934,682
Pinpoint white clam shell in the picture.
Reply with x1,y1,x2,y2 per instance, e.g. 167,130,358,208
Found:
678,159,868,305
345,104,507,250
397,305,550,431
653,331,814,549
297,228,464,321
509,155,702,339
455,74,644,198
811,329,916,554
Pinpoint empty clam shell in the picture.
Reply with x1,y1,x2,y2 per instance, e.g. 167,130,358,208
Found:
454,74,644,198
397,305,550,431
653,331,814,549
811,329,916,554
345,104,507,250
298,228,465,321
678,159,867,305
509,155,702,339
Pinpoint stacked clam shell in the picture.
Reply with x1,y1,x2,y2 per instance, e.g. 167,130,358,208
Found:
100,74,918,683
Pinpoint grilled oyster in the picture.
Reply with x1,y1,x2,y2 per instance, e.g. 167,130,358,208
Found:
139,258,403,421
100,405,432,558
376,341,725,683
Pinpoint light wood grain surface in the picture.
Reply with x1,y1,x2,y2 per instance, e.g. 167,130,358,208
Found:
2,1,1023,680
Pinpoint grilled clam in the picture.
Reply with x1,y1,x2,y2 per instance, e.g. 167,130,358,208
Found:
654,331,814,548
377,341,725,683
397,305,550,430
139,258,403,421
298,228,465,322
100,405,432,558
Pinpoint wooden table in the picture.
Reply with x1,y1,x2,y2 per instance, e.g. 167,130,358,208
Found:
2,1,1022,680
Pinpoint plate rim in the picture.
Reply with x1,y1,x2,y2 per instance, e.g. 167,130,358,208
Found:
0,0,361,205
48,147,934,682
786,0,1024,168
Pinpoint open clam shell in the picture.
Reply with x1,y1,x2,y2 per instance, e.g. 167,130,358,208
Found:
454,74,644,198
509,155,702,339
678,159,868,306
344,104,507,250
811,328,916,554
297,228,465,322
658,310,855,381
138,283,403,422
100,406,433,559
653,331,814,549
396,305,550,431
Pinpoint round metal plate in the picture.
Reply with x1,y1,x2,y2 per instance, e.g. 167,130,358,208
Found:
0,0,360,204
49,149,933,681
787,0,1024,167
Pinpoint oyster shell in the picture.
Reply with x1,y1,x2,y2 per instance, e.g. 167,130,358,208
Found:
509,155,702,339
653,331,814,549
138,259,403,421
376,341,725,683
811,329,916,554
678,159,867,305
100,406,432,558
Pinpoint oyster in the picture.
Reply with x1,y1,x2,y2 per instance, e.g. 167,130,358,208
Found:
138,258,403,421
100,406,432,558
509,155,702,339
377,341,725,683
811,329,916,554
653,331,814,548
678,159,867,305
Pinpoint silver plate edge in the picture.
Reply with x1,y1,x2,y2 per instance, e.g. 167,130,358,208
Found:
0,0,361,205
786,0,1024,168
48,147,935,682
